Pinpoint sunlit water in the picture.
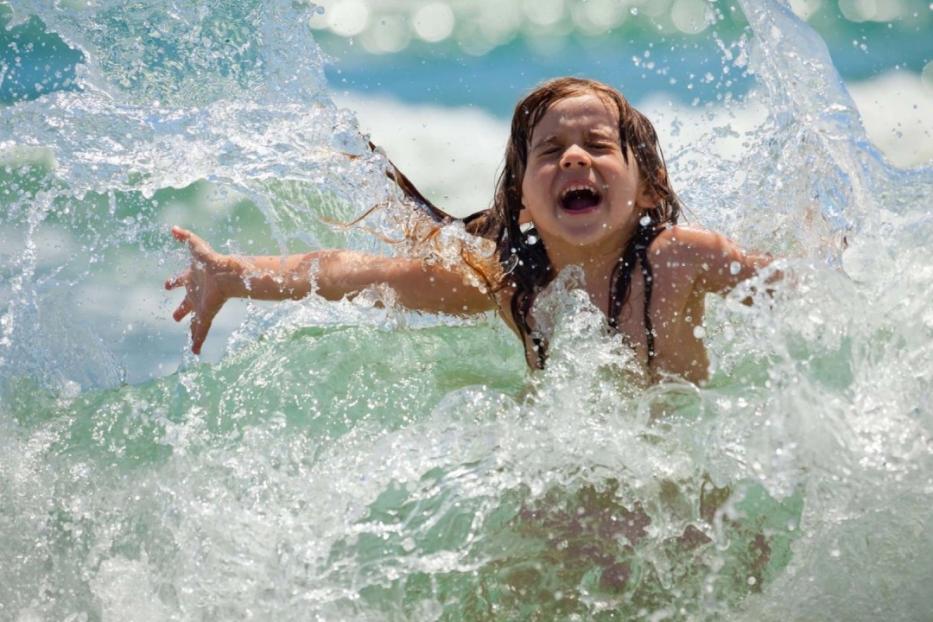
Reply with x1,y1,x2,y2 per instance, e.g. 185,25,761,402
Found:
1,1,932,620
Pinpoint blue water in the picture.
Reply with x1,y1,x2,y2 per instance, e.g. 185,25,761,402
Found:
321,13,932,114
1,1,932,620
3,2,931,109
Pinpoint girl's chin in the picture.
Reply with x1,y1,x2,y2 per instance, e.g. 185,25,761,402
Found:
556,205,601,217
532,207,634,248
540,226,629,252
555,199,604,218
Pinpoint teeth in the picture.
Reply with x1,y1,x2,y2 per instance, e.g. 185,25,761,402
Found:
560,184,598,200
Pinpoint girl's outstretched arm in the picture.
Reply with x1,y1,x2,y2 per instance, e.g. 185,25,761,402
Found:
165,226,495,354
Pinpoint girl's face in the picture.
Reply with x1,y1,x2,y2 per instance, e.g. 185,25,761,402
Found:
520,92,650,257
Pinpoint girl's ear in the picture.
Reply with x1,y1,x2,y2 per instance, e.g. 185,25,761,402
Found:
635,168,667,209
519,192,532,224
635,186,656,210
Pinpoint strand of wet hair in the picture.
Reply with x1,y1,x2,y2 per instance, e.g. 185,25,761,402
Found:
507,234,550,370
637,229,658,363
608,222,662,366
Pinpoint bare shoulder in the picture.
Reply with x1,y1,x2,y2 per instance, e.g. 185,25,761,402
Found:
647,225,723,271
652,225,727,252
651,225,773,295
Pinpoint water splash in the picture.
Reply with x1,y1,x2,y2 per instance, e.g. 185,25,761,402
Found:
0,0,425,388
1,0,932,620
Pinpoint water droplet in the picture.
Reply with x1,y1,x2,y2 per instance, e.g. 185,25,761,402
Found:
639,215,652,226
747,576,757,586
723,325,735,341
729,260,741,275
526,234,538,245
830,549,841,558
693,325,706,339
630,7,639,15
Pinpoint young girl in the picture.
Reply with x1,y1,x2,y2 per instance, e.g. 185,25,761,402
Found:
166,77,773,384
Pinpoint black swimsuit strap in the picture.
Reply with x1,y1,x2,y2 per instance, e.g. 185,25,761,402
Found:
635,227,661,363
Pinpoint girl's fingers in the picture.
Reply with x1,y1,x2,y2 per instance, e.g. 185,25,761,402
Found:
170,225,190,241
165,269,190,290
171,225,214,261
190,307,217,355
172,226,214,261
170,226,220,354
172,298,193,322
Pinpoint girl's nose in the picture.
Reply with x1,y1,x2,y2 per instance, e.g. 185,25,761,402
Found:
560,145,591,169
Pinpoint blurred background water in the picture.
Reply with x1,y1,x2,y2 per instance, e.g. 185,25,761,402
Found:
1,1,932,620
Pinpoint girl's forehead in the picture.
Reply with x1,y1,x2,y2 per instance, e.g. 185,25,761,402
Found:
531,92,620,139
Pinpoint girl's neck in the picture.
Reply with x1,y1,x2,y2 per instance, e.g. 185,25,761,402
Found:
545,234,631,312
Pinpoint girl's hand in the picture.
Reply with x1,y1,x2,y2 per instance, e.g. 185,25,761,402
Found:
165,226,243,354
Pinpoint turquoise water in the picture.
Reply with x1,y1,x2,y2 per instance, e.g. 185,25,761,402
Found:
1,1,933,620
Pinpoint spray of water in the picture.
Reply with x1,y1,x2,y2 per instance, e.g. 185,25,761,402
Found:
1,0,931,619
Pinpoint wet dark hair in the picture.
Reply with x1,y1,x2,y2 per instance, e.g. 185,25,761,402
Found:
382,77,681,369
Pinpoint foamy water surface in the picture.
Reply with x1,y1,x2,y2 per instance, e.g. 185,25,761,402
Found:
1,1,932,620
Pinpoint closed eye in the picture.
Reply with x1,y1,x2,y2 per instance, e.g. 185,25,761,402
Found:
535,146,561,157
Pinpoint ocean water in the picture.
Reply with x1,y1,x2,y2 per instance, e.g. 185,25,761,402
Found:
1,1,932,620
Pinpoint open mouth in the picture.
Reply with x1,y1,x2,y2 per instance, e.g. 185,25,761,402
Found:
559,184,602,213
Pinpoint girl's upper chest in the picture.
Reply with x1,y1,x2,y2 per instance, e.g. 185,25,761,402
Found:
498,252,699,369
